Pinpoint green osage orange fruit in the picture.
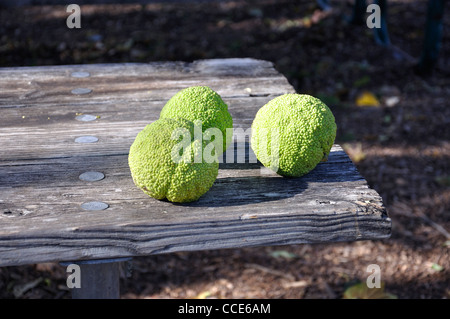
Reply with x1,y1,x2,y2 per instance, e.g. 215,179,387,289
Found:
160,86,233,155
128,118,219,203
251,94,337,177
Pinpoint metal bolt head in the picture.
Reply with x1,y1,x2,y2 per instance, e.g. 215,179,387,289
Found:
79,171,105,182
75,136,98,143
71,88,92,95
75,114,98,122
81,201,109,211
71,71,90,78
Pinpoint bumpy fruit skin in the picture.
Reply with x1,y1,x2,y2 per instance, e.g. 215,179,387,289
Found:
159,86,233,154
251,94,337,177
128,118,219,203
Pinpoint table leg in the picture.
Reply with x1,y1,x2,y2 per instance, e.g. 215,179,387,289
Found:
417,0,445,74
350,0,367,25
373,0,390,46
61,257,131,299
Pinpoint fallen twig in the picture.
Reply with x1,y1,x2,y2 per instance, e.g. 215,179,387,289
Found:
244,263,295,281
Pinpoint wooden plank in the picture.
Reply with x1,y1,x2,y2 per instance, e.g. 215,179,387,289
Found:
0,59,293,162
0,145,390,267
0,97,276,160
0,59,288,106
0,59,391,267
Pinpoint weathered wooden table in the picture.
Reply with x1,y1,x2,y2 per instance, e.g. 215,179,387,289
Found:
0,58,391,298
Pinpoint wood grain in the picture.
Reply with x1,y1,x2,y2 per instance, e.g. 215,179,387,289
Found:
0,59,391,267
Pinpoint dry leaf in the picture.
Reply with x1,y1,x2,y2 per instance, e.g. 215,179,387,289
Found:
356,91,380,107
194,291,211,299
269,250,298,260
343,143,366,163
343,282,397,299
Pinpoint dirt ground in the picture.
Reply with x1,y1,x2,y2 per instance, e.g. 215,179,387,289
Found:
0,0,448,299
